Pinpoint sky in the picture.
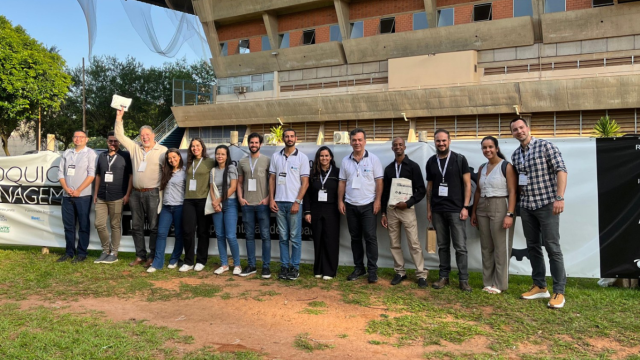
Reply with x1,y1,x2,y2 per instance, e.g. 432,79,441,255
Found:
1,0,207,68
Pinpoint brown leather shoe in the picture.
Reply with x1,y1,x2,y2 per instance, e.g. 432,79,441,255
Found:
143,258,153,268
459,280,472,292
432,277,449,289
129,258,145,267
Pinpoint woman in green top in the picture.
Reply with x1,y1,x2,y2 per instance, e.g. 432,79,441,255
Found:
179,138,215,272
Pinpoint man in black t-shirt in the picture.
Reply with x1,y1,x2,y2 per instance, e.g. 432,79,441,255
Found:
426,129,472,292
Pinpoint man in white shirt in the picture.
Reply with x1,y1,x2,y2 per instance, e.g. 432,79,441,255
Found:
338,128,384,283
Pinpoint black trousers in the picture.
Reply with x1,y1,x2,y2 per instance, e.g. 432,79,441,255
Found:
310,203,341,277
182,198,211,265
345,202,378,273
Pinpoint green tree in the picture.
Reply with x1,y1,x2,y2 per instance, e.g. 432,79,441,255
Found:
0,16,72,155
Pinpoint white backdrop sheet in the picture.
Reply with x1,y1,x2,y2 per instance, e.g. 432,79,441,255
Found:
0,138,600,278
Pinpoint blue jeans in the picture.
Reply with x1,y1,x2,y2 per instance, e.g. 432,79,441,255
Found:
152,204,184,269
213,199,240,266
275,201,302,269
62,196,92,257
241,204,271,268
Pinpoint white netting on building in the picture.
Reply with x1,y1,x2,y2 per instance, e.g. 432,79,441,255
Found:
76,0,97,58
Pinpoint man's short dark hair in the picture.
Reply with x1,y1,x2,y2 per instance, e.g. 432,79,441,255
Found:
247,132,263,144
74,130,88,137
510,117,528,128
434,129,450,139
107,131,115,138
283,128,296,136
349,128,366,139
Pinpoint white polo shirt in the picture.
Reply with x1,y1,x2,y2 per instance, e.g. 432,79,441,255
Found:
269,148,310,202
339,150,383,206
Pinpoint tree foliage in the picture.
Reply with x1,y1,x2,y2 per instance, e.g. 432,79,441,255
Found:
0,15,72,155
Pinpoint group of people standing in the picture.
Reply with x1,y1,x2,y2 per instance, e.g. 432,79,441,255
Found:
56,109,569,309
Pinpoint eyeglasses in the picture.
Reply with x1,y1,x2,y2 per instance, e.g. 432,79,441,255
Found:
107,140,119,143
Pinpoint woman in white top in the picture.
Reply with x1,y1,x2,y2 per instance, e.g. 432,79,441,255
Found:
471,136,517,293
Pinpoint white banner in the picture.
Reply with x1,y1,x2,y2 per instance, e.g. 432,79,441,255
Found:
0,138,600,278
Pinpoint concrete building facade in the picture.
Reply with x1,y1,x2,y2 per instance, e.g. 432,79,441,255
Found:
159,0,640,145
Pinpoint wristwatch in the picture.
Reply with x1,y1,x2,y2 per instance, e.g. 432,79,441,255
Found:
555,195,564,201
295,199,303,204
506,212,514,218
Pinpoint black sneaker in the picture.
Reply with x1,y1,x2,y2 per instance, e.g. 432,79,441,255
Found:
278,266,288,280
56,254,73,263
368,272,378,284
102,254,118,264
71,255,87,264
261,266,272,279
286,267,299,280
94,252,109,264
239,265,257,277
391,274,407,285
347,268,367,281
417,278,428,288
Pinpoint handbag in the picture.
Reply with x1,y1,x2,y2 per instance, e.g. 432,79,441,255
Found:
205,168,221,215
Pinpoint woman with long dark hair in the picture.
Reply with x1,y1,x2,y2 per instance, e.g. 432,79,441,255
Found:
210,145,241,275
303,146,341,280
471,136,517,293
148,148,185,272
179,138,215,272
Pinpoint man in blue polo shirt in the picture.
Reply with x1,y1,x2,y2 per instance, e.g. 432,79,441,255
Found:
338,128,384,283
269,128,309,281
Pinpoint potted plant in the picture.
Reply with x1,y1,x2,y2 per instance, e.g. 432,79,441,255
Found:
592,116,625,138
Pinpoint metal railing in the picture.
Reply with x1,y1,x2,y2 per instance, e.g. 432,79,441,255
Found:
134,114,177,144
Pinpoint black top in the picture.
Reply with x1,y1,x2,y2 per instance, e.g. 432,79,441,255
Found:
95,150,132,201
425,151,469,213
381,155,426,211
303,166,340,214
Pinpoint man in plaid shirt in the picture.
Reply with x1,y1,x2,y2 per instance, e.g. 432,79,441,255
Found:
510,118,568,309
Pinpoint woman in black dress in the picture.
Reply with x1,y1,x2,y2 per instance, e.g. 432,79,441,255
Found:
304,146,341,280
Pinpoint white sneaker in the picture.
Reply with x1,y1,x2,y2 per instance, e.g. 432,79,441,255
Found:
322,276,334,281
315,275,322,279
179,264,194,272
147,267,157,273
214,266,229,275
167,263,177,269
233,266,242,275
194,263,205,272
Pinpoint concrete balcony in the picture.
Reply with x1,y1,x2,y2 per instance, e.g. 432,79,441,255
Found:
193,0,330,23
342,16,535,64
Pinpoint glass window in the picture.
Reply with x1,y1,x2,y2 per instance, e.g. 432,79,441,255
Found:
545,0,565,13
261,35,271,51
263,73,274,81
350,21,364,39
592,0,614,6
330,24,342,41
413,12,429,30
251,83,264,92
379,17,395,34
241,76,251,85
279,33,290,49
220,42,228,56
303,29,315,45
513,0,534,17
251,74,262,82
217,78,228,85
473,3,492,22
238,39,250,54
263,81,274,91
437,8,454,27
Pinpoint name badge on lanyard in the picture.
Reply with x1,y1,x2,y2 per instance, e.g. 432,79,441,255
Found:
318,166,332,201
67,165,76,176
352,173,362,189
318,190,328,202
518,147,531,186
189,179,197,191
438,183,449,197
518,174,528,186
437,152,451,197
248,156,259,191
189,158,203,191
278,172,287,185
105,172,114,183
138,161,147,172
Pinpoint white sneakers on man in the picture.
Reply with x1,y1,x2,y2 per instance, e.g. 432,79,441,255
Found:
179,264,194,272
214,265,229,275
146,267,157,273
194,263,205,272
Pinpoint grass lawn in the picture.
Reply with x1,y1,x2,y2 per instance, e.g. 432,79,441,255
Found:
1,245,639,359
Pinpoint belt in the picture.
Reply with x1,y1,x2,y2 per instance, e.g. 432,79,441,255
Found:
134,188,156,192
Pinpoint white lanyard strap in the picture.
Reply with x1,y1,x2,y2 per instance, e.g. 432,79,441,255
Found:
320,166,332,189
395,163,402,179
437,151,451,181
107,154,118,172
249,155,259,177
519,145,532,172
192,158,203,179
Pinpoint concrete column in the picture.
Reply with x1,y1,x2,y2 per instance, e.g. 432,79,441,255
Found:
200,20,227,77
408,119,417,142
230,131,239,146
263,12,280,51
317,122,326,145
46,134,56,151
334,0,351,40
423,0,437,30
242,126,251,146
531,0,544,43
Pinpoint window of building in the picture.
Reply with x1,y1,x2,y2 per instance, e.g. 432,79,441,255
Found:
261,35,271,51
238,39,250,54
545,0,565,13
618,0,640,3
330,24,342,41
302,29,316,45
413,12,429,30
217,72,275,95
279,33,290,49
350,21,364,38
473,3,492,22
379,17,395,34
513,0,534,17
592,0,614,6
437,8,454,27
220,42,228,56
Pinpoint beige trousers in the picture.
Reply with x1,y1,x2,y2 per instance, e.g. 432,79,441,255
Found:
476,197,515,291
94,199,124,255
387,206,427,279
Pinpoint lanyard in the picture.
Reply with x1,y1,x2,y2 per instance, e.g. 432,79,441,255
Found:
107,154,118,172
192,158,203,179
518,143,533,172
352,154,365,177
395,162,402,178
280,151,293,175
437,151,451,182
320,166,332,189
249,155,259,177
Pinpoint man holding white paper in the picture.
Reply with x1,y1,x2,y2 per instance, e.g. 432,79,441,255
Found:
381,137,427,287
115,107,167,268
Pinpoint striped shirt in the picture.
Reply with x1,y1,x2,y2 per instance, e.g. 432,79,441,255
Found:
511,137,567,210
